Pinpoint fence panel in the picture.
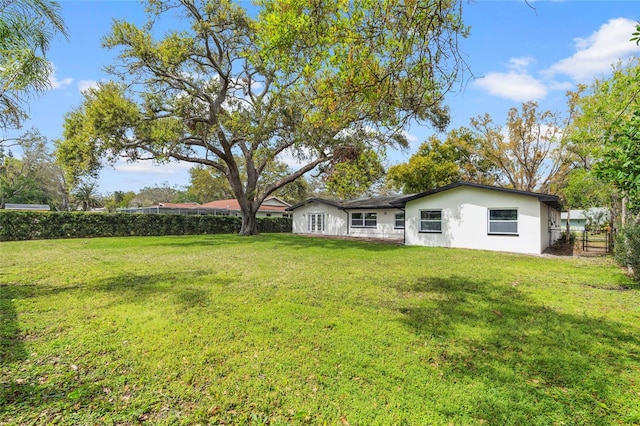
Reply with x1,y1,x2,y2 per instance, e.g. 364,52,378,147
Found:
582,229,613,254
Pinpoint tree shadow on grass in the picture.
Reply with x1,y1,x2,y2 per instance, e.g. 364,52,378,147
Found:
0,270,233,418
263,234,403,252
395,275,640,424
147,233,402,252
0,284,27,367
95,270,236,310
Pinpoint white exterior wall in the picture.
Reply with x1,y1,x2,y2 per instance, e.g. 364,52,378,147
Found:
344,209,405,240
291,202,404,239
291,202,348,235
404,186,548,254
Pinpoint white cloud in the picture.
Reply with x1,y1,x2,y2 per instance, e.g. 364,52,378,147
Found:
402,130,419,145
78,80,98,93
474,69,548,102
112,158,193,175
545,17,637,82
48,71,72,90
473,18,638,102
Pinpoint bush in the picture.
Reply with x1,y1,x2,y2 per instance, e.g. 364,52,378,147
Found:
0,211,291,241
558,231,577,246
614,224,640,284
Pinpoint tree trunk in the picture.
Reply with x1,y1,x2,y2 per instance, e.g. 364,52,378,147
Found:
239,208,259,236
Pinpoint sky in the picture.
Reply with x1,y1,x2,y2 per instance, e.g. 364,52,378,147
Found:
3,0,639,195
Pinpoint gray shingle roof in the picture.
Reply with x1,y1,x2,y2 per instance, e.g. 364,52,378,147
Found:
286,196,407,211
287,182,562,212
392,181,562,210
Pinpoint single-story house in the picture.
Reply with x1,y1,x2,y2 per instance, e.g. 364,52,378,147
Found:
287,182,562,255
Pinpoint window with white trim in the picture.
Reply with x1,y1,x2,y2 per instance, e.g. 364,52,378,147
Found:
420,210,442,232
351,212,377,228
307,213,325,232
488,209,518,234
395,212,405,229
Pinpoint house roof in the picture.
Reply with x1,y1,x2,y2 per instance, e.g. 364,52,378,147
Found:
561,209,586,219
287,182,562,212
393,181,562,210
4,203,51,211
157,202,202,209
285,198,343,211
561,207,609,220
201,198,289,212
341,195,409,210
260,196,291,207
286,195,407,211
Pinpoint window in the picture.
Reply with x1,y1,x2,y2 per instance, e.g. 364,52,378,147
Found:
488,209,518,234
351,212,377,228
395,212,405,229
420,210,442,232
308,213,325,232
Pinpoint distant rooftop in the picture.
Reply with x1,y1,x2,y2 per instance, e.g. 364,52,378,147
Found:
4,204,51,211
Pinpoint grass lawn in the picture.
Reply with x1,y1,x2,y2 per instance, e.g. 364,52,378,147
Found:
1,234,639,425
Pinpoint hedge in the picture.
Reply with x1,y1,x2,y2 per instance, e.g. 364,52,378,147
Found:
0,211,292,241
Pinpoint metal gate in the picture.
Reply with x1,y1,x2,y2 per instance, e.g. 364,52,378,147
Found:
581,229,613,254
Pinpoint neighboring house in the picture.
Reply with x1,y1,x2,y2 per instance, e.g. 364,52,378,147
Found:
561,210,587,231
4,203,51,211
287,195,407,241
287,182,562,255
120,197,291,217
201,196,291,218
561,208,610,231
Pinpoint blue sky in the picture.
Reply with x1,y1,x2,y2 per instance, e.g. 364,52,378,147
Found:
4,0,639,194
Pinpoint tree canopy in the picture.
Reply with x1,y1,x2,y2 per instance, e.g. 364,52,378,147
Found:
0,130,68,208
467,101,569,193
55,0,468,235
387,136,463,193
0,0,67,131
565,58,640,218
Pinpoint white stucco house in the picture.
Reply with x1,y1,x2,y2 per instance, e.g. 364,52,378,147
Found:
286,182,562,255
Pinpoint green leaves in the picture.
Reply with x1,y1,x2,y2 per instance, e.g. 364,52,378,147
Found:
254,0,467,131
56,0,467,234
595,110,640,207
387,136,462,193
324,148,385,199
631,23,640,45
0,0,67,129
56,82,141,187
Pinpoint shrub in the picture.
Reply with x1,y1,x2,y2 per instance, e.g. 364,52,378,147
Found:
558,231,577,246
614,224,640,284
0,211,291,241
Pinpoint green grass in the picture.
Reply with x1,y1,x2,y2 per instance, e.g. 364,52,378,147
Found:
1,234,639,425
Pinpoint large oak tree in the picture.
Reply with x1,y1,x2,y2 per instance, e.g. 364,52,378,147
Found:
56,0,468,234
